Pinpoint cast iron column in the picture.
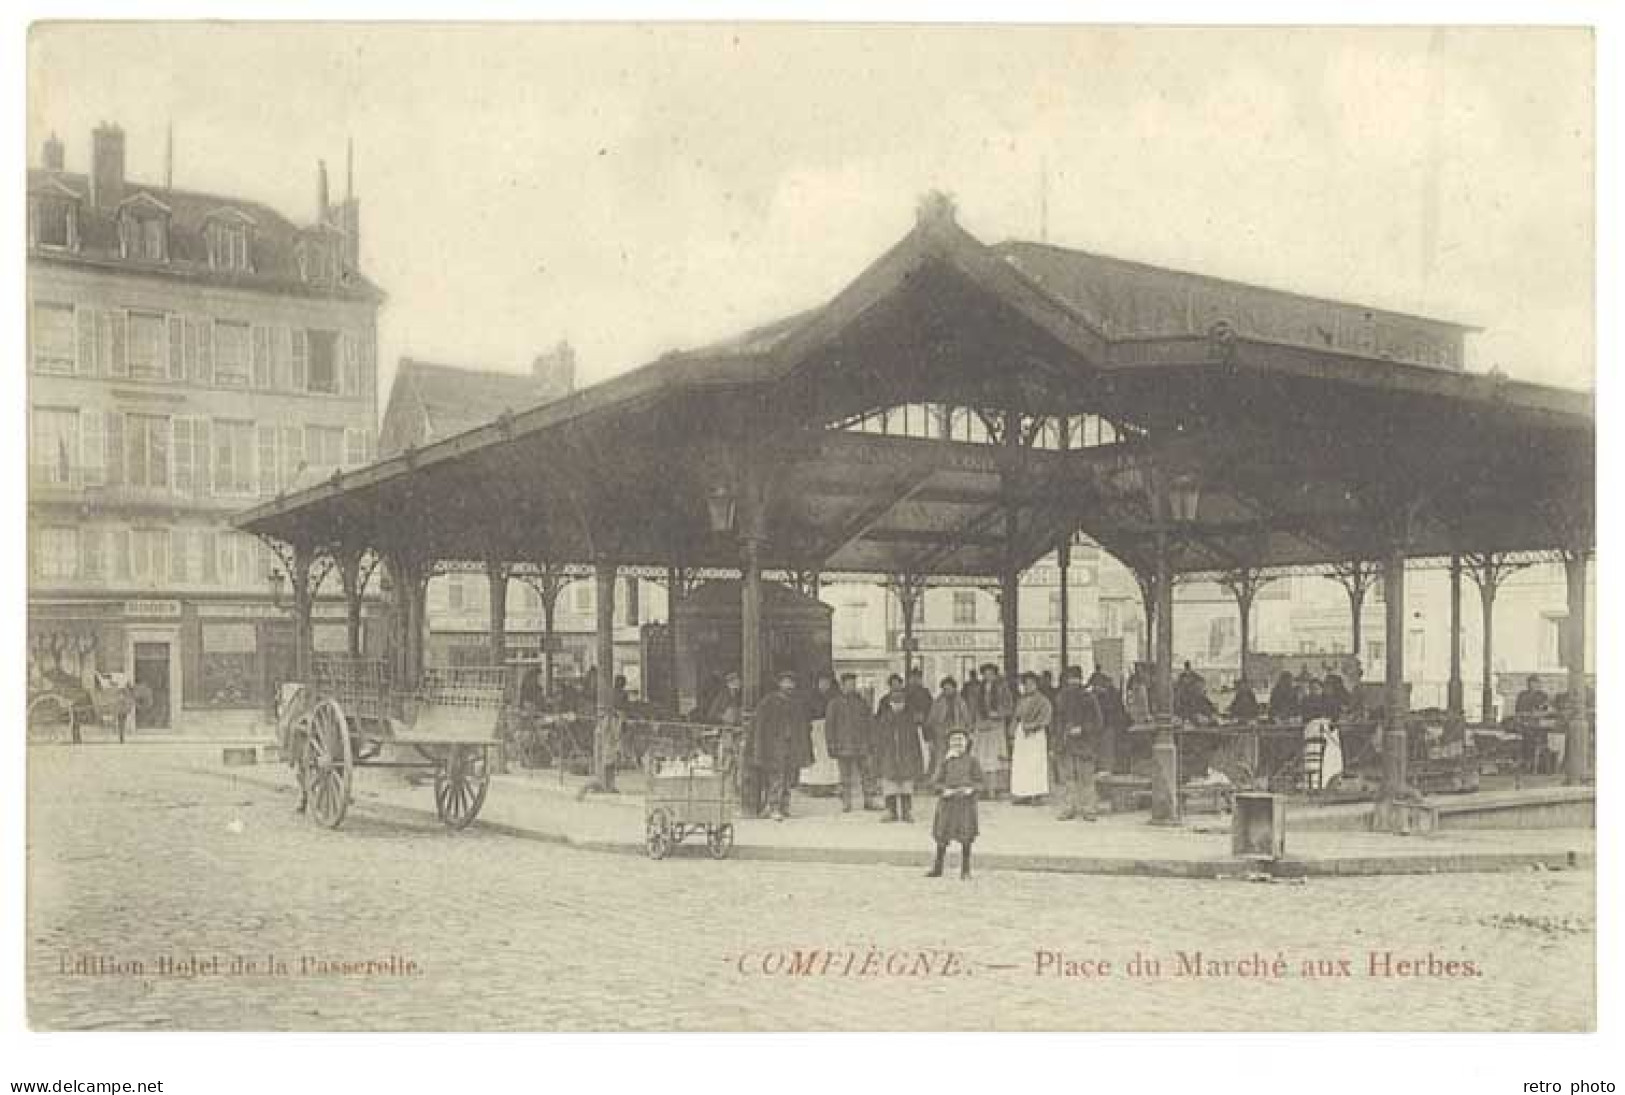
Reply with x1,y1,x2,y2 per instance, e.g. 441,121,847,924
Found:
1447,554,1464,718
1380,548,1409,802
291,544,315,684
1057,539,1071,674
1562,549,1590,784
593,560,618,789
487,560,509,667
1150,526,1180,825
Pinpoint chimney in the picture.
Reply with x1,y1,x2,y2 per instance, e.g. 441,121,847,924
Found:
316,159,330,223
340,139,360,270
90,123,126,208
42,132,64,172
532,341,578,402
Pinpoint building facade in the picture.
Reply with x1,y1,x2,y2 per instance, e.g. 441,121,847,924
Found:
26,124,384,730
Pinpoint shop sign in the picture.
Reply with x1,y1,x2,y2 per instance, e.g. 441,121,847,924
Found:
889,629,1097,652
125,600,182,617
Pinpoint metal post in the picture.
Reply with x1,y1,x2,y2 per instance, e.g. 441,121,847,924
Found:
1475,565,1498,724
666,564,685,714
1000,565,1020,680
1057,539,1071,674
1381,549,1409,801
1151,525,1180,826
741,537,763,710
1447,554,1464,718
1154,530,1175,716
291,544,315,683
338,549,364,657
593,560,618,790
594,563,616,714
487,560,508,667
1563,550,1590,784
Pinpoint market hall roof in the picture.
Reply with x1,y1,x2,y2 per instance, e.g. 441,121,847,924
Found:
235,196,1593,582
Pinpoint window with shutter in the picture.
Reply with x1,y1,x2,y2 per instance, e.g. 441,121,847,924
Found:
214,321,250,387
194,318,214,384
31,302,76,374
213,419,255,496
201,531,219,584
341,333,360,396
280,425,304,491
344,427,369,468
169,529,188,583
167,316,185,380
105,311,128,377
292,329,308,392
252,326,272,389
105,412,125,485
275,326,292,390
126,311,166,379
111,529,131,582
82,410,105,487
172,419,194,495
80,529,103,582
77,307,99,376
257,425,279,495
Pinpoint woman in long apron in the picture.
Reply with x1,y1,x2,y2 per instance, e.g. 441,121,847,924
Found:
798,672,841,793
1010,671,1053,804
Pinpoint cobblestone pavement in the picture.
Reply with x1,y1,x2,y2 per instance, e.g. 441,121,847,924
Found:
26,748,1594,1031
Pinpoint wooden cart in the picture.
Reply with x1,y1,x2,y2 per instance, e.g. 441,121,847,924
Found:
280,655,507,831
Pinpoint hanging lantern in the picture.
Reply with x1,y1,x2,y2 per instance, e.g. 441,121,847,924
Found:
266,567,287,608
1168,475,1202,524
705,484,737,534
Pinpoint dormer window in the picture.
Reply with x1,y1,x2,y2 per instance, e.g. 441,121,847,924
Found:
297,230,342,285
204,209,255,271
117,193,172,263
28,185,81,251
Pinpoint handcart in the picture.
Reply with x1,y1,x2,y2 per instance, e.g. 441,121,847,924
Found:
638,720,742,861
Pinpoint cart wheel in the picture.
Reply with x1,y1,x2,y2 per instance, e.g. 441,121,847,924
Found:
26,694,74,745
707,823,735,860
302,698,352,829
435,745,491,830
646,808,673,860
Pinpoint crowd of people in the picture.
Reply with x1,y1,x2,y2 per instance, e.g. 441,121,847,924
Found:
696,662,1135,829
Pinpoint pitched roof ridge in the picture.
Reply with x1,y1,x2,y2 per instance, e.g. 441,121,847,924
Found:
994,237,1478,331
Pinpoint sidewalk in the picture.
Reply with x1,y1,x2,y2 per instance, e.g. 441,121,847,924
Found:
188,749,1594,879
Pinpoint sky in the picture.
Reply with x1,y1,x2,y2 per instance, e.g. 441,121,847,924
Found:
27,23,1594,399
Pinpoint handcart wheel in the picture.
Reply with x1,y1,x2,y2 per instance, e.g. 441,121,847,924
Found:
435,745,491,830
706,823,735,860
646,808,673,860
302,698,353,829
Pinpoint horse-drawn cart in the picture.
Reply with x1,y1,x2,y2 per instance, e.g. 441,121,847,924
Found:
280,655,507,831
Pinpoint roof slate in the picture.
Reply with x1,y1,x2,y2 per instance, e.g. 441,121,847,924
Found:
27,168,383,302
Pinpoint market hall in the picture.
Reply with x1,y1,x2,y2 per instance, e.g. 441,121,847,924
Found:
233,193,1595,823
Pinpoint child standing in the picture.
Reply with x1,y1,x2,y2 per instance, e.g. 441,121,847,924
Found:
927,728,982,880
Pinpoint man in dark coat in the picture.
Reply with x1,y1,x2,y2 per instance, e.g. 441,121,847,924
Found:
825,673,878,811
1052,665,1103,820
752,670,813,821
904,667,933,720
874,675,926,823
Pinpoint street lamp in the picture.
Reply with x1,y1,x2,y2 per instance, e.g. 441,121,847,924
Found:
705,483,737,534
266,567,287,609
1167,474,1202,524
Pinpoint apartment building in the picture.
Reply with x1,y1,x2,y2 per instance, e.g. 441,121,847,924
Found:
26,124,384,730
